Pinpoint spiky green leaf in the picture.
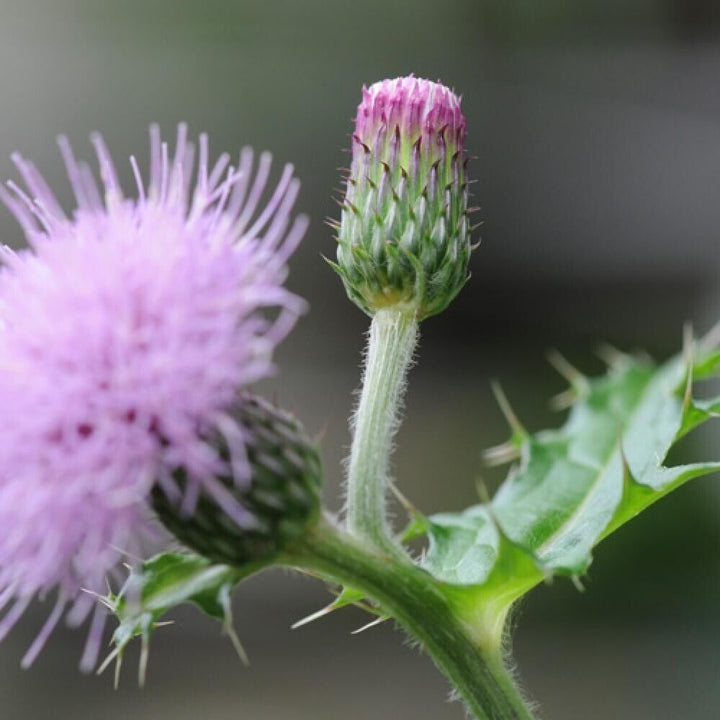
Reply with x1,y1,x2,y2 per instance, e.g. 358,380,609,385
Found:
101,552,261,684
421,338,720,636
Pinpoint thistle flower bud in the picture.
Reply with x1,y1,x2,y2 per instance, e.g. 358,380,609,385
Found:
152,395,322,567
334,76,473,320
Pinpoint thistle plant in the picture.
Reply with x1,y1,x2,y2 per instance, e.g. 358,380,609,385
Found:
0,79,718,720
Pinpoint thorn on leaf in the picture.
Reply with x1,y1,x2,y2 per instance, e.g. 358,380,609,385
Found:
351,616,389,635
595,343,631,370
389,483,426,524
546,350,588,389
474,477,492,504
549,388,578,412
682,322,695,411
291,602,343,630
483,441,521,467
220,583,249,666
490,381,527,440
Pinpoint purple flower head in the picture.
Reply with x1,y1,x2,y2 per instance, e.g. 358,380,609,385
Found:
0,124,307,669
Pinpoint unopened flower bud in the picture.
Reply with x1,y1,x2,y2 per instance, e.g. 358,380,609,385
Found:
334,76,473,320
152,395,322,567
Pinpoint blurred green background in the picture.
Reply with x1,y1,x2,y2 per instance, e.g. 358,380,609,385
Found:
1,0,720,718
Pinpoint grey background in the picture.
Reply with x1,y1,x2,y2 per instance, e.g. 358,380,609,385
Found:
1,1,720,718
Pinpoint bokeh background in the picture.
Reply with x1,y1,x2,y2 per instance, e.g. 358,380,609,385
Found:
1,1,720,718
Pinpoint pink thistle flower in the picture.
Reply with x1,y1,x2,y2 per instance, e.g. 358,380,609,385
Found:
0,124,307,670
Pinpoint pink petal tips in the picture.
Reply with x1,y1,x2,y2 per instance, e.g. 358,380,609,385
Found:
354,75,466,161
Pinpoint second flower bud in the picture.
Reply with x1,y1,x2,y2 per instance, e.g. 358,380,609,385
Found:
152,394,322,567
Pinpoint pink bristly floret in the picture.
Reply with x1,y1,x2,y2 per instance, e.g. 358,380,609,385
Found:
0,124,307,670
354,75,466,148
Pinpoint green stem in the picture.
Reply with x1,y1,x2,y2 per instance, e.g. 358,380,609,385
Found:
287,517,536,720
345,307,419,555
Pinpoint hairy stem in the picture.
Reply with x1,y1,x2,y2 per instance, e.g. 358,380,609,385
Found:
345,307,419,554
287,517,536,720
